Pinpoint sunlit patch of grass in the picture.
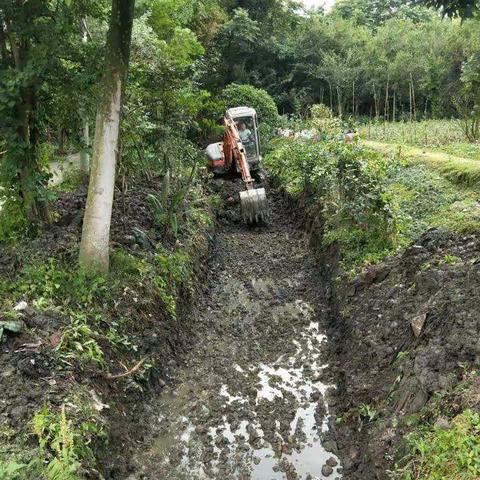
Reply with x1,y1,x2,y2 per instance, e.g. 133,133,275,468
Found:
359,119,466,148
366,140,480,189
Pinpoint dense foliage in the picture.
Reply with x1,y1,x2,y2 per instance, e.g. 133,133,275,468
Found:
2,0,480,233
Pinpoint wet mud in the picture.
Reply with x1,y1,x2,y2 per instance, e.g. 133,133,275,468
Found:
125,183,341,480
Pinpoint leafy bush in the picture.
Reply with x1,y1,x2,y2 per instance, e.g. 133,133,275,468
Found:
265,138,396,271
401,409,480,480
218,83,279,127
309,104,342,139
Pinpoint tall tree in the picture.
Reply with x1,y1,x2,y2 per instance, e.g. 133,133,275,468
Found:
79,0,135,272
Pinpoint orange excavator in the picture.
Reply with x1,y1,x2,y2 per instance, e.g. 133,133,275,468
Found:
206,107,267,224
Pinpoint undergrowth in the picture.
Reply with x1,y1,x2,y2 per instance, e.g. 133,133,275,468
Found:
0,402,104,480
265,137,397,273
266,129,480,274
393,372,480,480
0,181,213,477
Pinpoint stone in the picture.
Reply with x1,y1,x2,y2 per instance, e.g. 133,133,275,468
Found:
322,464,334,476
434,417,451,430
411,312,427,338
322,440,338,454
326,457,338,467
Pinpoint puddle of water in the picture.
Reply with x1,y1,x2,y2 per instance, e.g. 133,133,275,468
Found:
140,293,341,480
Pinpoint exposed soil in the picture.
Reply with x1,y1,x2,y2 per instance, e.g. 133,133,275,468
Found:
0,177,212,475
320,229,480,478
120,182,342,480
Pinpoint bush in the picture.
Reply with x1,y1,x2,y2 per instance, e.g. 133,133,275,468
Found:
309,104,342,138
401,409,480,480
218,83,279,127
265,138,396,272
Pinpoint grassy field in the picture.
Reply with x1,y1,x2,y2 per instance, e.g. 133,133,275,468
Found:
365,140,480,188
359,119,480,161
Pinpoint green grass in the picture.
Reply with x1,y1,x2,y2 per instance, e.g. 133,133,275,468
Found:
398,409,480,480
366,141,480,189
359,119,467,148
361,119,480,162
386,161,480,242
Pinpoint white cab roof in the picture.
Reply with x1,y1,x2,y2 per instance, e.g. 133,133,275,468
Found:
226,106,257,119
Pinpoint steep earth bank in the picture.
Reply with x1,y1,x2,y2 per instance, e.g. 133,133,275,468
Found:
312,225,480,478
0,177,213,478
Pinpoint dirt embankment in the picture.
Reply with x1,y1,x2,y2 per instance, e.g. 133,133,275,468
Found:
0,177,213,478
311,224,480,477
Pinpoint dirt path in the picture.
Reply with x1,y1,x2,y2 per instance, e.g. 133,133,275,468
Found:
124,183,341,480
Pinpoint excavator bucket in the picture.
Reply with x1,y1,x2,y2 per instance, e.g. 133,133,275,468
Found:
240,187,267,224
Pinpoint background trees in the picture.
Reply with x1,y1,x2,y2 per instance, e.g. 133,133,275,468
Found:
2,0,480,253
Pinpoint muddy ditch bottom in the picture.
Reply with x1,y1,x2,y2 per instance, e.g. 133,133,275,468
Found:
124,191,341,480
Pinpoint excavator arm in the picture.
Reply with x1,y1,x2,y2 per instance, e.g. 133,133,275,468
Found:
222,117,267,223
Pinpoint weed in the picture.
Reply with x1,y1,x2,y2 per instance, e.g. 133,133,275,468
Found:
395,351,409,362
359,403,378,422
30,404,102,480
56,314,104,367
3,259,109,311
443,254,461,265
0,461,27,480
400,409,480,480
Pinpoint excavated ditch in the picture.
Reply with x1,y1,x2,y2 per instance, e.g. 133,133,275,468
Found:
124,182,341,480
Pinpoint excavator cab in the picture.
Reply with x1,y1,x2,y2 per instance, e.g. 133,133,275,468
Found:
226,107,261,170
206,106,267,224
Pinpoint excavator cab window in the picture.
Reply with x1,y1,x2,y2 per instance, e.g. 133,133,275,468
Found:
235,116,259,162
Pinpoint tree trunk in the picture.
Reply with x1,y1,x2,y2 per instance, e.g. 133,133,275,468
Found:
79,0,135,273
6,13,50,223
79,17,90,180
336,86,342,118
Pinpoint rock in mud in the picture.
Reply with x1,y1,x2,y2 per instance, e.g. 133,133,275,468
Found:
326,456,338,467
321,463,334,476
322,439,338,454
434,417,451,430
410,312,427,338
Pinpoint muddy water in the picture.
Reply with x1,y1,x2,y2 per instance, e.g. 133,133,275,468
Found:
128,189,340,480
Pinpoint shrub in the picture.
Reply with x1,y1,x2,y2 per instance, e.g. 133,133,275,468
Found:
401,409,480,480
309,104,342,138
265,138,396,272
218,83,279,127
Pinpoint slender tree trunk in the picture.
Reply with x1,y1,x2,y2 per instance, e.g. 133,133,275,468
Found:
373,84,379,120
410,73,417,121
352,80,355,118
337,86,342,118
79,17,90,180
393,91,396,123
409,79,413,123
79,0,135,273
328,82,333,112
384,74,389,121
